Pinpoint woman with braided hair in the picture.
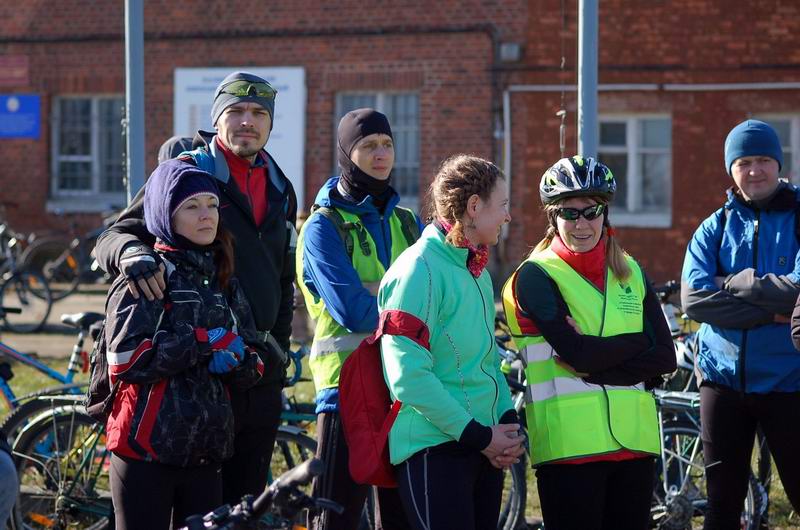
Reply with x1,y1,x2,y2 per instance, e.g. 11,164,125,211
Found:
378,154,524,529
501,156,675,530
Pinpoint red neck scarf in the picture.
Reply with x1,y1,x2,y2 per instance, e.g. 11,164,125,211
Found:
551,235,607,291
437,219,489,278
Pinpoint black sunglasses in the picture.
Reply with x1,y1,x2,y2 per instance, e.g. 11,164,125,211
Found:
555,204,606,221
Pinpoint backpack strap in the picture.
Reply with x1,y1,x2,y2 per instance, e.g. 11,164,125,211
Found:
310,204,373,258
393,207,420,247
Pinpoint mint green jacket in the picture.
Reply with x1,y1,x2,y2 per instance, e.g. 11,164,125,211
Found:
378,224,515,464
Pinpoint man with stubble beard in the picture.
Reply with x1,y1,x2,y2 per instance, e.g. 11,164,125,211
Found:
94,71,297,504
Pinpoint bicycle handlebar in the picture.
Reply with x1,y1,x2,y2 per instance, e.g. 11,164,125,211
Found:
181,458,342,530
653,280,680,300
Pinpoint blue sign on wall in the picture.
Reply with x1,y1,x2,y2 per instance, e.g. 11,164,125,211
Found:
0,94,40,139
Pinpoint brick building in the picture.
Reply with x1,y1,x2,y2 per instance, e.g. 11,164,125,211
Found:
1,0,799,283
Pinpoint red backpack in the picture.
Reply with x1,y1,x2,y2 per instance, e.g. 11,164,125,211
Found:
339,310,430,488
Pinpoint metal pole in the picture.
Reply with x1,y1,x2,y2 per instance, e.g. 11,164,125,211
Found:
125,0,145,203
577,0,598,158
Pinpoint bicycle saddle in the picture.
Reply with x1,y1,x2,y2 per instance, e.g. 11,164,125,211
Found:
60,312,105,330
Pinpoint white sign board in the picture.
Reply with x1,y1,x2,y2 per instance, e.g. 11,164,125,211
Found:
174,67,306,207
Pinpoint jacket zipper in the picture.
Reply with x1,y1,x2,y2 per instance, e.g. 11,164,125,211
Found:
740,213,760,392
473,275,499,424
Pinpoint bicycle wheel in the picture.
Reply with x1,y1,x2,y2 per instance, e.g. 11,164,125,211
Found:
651,420,762,530
10,404,111,530
20,238,81,301
0,271,52,333
498,449,528,530
262,426,317,528
1,394,83,446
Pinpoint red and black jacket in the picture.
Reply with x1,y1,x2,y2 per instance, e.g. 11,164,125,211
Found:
104,247,263,467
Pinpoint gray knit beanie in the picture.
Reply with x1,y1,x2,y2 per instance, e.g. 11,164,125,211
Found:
210,71,276,129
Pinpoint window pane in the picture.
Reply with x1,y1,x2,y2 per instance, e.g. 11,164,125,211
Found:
599,153,628,211
640,153,670,208
58,161,92,190
763,119,791,146
385,94,420,200
783,151,793,181
338,94,377,116
640,119,671,149
58,99,91,155
98,99,125,192
600,122,626,146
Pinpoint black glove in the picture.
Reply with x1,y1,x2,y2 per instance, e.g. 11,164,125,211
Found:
119,244,161,281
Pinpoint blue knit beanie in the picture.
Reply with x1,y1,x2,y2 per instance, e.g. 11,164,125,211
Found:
144,160,219,247
211,71,276,129
724,119,783,175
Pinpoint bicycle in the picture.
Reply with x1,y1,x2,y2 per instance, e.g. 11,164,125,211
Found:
20,211,116,301
10,402,111,530
180,458,343,530
0,224,53,334
654,279,774,527
1,308,104,443
651,389,766,530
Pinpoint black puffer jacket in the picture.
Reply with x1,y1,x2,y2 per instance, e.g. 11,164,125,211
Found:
104,247,263,467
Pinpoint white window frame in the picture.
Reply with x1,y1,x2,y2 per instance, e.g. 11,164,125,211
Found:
600,113,672,228
49,94,126,213
753,113,800,184
334,91,421,212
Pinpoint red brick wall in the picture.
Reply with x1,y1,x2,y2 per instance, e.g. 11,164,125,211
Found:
2,0,800,285
505,0,800,281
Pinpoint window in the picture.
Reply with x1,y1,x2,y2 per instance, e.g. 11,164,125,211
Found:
754,115,799,183
334,93,420,212
598,115,672,228
50,96,126,212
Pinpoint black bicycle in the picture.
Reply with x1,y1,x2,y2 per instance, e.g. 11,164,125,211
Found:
180,458,342,530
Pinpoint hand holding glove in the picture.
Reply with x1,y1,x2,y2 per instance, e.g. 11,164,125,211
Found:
208,350,240,374
208,327,245,361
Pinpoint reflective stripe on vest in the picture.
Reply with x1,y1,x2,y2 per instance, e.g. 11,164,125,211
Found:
501,247,660,466
296,206,416,391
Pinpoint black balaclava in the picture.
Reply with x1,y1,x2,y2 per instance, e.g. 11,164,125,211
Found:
337,108,394,204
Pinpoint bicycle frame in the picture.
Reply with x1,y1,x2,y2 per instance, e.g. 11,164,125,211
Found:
0,329,87,410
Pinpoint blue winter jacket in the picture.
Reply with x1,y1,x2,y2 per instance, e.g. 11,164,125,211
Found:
682,186,800,393
299,177,424,410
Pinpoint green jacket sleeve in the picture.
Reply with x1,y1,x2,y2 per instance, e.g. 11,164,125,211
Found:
378,256,474,441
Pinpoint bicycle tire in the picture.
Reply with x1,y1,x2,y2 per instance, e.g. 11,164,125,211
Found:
20,238,81,301
1,394,82,446
651,420,762,530
0,271,53,333
10,404,111,530
498,448,528,530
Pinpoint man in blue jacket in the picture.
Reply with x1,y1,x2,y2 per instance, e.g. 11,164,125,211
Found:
682,119,800,528
297,109,422,530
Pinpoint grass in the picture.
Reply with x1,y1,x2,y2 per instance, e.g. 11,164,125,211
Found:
3,355,797,529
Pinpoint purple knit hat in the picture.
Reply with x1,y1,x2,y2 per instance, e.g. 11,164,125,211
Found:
144,159,219,247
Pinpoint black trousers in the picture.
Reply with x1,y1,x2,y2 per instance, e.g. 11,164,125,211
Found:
700,382,800,530
222,381,284,504
536,457,655,530
311,411,409,530
396,442,503,530
110,453,222,530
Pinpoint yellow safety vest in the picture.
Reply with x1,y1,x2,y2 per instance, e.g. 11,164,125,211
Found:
501,247,660,466
296,206,416,392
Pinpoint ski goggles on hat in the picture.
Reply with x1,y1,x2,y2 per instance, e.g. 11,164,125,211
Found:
219,80,277,100
555,203,606,221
